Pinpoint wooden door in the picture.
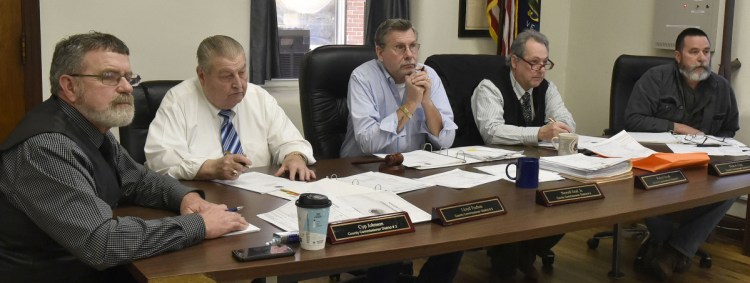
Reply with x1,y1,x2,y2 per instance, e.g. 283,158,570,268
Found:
0,0,41,142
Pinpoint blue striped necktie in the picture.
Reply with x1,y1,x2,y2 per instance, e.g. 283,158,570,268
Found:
219,109,244,155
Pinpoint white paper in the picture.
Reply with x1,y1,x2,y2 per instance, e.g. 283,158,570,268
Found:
667,144,750,156
627,132,680,144
438,146,523,163
265,178,375,201
538,134,606,150
539,153,632,179
222,223,261,237
416,168,502,189
474,164,564,182
257,189,432,232
586,130,657,159
337,171,432,194
214,172,305,194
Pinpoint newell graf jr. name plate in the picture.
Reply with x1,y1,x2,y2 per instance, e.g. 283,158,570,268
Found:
635,170,688,190
536,184,604,207
708,159,750,177
327,212,414,244
432,197,506,226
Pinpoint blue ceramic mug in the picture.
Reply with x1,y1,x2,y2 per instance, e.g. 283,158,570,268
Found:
505,157,540,189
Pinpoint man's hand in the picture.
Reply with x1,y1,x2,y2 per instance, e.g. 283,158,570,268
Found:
538,121,573,141
180,192,215,214
198,204,249,239
275,153,316,181
408,68,432,101
196,154,252,180
673,123,703,135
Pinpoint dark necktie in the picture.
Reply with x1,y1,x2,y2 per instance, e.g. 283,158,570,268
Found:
219,109,244,155
521,92,533,124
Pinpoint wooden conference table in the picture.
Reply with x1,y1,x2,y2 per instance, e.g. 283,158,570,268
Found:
121,145,750,282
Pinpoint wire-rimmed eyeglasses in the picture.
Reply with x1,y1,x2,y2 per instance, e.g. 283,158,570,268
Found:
670,131,728,146
516,56,554,71
69,72,141,87
391,43,421,55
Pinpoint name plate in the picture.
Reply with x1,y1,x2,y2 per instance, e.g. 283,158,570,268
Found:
635,170,688,190
326,212,414,244
432,197,506,226
708,159,750,177
536,184,604,207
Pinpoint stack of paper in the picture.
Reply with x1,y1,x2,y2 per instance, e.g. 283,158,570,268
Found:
376,150,466,169
540,153,633,182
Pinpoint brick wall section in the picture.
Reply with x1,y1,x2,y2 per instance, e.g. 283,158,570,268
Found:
346,0,365,45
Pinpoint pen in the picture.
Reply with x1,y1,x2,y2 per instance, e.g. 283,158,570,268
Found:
224,151,252,169
697,144,721,147
279,188,300,196
226,206,244,212
547,117,557,124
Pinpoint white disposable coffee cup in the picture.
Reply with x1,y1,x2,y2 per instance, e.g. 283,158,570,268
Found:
295,193,332,250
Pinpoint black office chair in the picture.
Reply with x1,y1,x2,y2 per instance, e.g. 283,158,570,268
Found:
588,54,712,269
298,45,376,160
424,54,498,147
425,54,555,268
119,80,181,164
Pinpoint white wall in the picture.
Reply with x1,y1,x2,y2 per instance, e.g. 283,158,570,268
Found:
39,0,251,100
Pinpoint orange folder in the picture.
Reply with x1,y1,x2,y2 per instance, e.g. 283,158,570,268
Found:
631,152,710,172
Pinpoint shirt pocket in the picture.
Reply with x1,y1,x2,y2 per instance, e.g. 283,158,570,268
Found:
656,97,679,117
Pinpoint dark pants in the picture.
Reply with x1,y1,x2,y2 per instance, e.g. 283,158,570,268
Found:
367,251,464,283
486,234,564,276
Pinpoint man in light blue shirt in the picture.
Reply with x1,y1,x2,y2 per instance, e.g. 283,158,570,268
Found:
341,19,462,283
340,19,457,157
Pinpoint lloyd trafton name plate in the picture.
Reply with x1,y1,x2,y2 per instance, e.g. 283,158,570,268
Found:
708,159,750,177
635,170,688,190
536,184,604,207
432,197,506,226
327,212,414,244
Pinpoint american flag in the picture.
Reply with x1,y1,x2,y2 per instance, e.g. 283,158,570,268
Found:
487,0,541,56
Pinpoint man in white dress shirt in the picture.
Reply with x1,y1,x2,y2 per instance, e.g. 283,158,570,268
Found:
471,30,575,146
471,29,572,281
145,35,316,181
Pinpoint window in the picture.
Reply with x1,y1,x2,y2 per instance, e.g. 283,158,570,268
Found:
275,0,365,78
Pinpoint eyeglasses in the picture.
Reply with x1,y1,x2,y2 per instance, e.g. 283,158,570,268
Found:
69,72,141,86
516,56,554,71
217,71,248,84
390,43,421,55
670,131,729,146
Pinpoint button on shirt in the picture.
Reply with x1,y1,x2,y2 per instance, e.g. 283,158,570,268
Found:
471,72,576,145
340,59,458,157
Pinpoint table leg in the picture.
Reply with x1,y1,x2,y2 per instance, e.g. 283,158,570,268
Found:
608,223,625,278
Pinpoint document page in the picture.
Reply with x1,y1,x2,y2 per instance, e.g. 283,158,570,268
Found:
586,130,657,159
338,171,433,194
416,168,502,189
222,223,261,237
474,164,564,182
438,146,523,163
667,144,750,156
214,172,305,194
265,178,375,201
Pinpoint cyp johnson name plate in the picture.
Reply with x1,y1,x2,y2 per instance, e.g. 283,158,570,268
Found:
432,197,506,226
536,184,604,207
635,170,688,190
708,159,750,177
327,212,414,244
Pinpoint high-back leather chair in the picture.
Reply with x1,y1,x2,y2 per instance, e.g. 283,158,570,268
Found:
604,54,673,136
119,80,181,164
424,54,505,147
299,45,376,160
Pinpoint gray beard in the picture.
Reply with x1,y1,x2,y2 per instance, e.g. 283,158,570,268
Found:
679,65,710,82
76,92,135,129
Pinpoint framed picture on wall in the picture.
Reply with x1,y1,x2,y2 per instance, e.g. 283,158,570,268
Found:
459,0,491,38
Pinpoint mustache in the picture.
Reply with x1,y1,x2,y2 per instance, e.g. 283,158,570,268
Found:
111,94,134,105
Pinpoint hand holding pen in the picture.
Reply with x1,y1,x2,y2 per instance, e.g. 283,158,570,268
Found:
540,117,573,141
214,152,252,180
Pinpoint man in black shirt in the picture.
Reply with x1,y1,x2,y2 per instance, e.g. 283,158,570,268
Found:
0,32,248,282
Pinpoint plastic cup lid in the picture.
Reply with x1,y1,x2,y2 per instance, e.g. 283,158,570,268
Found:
295,193,332,208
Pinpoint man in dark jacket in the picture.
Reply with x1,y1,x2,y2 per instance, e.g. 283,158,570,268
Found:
625,28,738,281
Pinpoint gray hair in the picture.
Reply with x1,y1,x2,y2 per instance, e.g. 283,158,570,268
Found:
374,18,418,47
49,32,129,96
506,29,549,66
197,35,245,73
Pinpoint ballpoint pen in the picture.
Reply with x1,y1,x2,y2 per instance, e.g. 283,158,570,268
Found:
547,117,557,124
226,206,244,212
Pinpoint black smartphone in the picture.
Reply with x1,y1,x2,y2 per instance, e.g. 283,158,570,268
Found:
232,244,295,262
